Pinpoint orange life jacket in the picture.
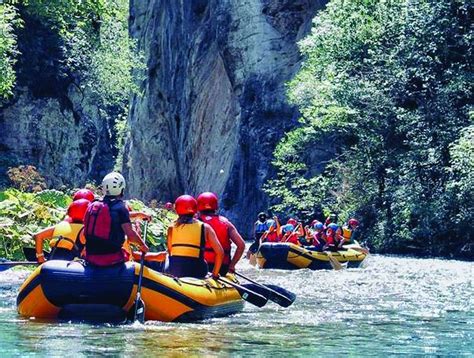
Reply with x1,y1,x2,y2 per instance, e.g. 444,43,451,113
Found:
50,221,84,252
168,221,205,259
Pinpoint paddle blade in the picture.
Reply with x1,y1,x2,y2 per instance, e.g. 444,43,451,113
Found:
265,284,296,307
239,284,269,308
326,252,344,270
134,297,145,323
23,247,50,261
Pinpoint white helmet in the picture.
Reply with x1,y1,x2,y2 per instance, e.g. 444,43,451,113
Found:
102,172,126,197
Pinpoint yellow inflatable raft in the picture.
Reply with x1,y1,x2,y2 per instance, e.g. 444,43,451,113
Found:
17,260,244,322
256,242,367,270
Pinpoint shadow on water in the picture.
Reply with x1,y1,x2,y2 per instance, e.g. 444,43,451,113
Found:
0,252,473,356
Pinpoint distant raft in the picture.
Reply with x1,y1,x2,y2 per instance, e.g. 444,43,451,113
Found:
17,260,244,322
256,242,367,270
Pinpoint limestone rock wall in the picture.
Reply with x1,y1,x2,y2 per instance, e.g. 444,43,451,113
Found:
124,0,327,235
0,12,115,187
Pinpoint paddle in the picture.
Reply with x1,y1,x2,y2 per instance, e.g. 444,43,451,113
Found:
217,276,268,308
23,247,50,262
248,231,268,266
234,272,296,307
133,220,148,323
0,261,38,272
282,223,302,243
326,251,344,270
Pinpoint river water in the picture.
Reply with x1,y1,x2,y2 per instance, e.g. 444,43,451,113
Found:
0,254,473,356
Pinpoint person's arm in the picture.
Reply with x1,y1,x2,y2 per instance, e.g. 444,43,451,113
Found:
129,211,152,222
227,222,245,273
296,224,305,237
205,223,223,278
167,226,173,252
33,227,55,263
132,251,167,262
122,223,149,253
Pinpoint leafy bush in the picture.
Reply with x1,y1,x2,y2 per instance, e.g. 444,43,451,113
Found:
7,165,47,192
0,188,68,259
0,188,175,260
0,2,21,99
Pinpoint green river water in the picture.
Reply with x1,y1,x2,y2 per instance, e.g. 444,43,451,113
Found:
0,254,473,356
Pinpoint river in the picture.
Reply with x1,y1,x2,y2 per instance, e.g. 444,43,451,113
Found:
1,254,473,356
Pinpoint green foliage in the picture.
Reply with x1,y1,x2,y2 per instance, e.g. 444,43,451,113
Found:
0,3,20,99
268,0,473,257
0,188,69,259
64,0,145,109
127,199,177,250
0,188,176,259
2,0,144,156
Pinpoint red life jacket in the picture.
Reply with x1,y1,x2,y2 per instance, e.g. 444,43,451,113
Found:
265,230,280,242
312,231,326,245
283,232,299,245
84,200,125,266
325,232,337,246
198,214,231,265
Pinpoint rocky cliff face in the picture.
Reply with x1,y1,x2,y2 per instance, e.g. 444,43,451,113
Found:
0,12,115,187
124,0,327,235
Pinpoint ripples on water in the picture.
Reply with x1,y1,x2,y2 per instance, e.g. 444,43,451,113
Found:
1,254,473,356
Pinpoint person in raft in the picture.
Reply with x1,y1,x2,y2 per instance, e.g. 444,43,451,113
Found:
34,198,90,263
340,218,360,245
83,172,149,266
166,195,224,279
196,192,246,275
323,223,344,251
279,218,304,245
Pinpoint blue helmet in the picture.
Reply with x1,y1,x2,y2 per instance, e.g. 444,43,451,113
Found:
314,222,324,230
282,224,294,233
327,223,339,231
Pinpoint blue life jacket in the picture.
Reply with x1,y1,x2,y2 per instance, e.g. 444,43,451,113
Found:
255,219,275,233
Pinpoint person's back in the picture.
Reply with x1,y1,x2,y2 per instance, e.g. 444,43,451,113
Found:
167,195,224,279
34,199,89,262
84,172,148,266
197,192,245,275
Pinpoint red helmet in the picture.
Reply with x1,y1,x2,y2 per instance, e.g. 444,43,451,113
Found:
165,202,173,210
287,218,297,226
197,192,218,211
73,189,95,202
175,195,197,216
67,199,90,223
348,218,359,227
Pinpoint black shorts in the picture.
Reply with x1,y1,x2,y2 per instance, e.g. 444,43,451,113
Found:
165,256,208,279
49,247,78,261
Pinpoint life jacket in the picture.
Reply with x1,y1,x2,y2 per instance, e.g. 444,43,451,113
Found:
255,219,274,234
84,200,124,266
265,230,280,243
198,214,231,265
341,226,352,243
283,232,299,245
169,221,205,259
325,232,337,246
312,231,326,246
50,221,84,253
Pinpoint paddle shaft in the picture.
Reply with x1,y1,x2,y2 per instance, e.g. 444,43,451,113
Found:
134,220,148,322
0,261,38,272
282,223,301,243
